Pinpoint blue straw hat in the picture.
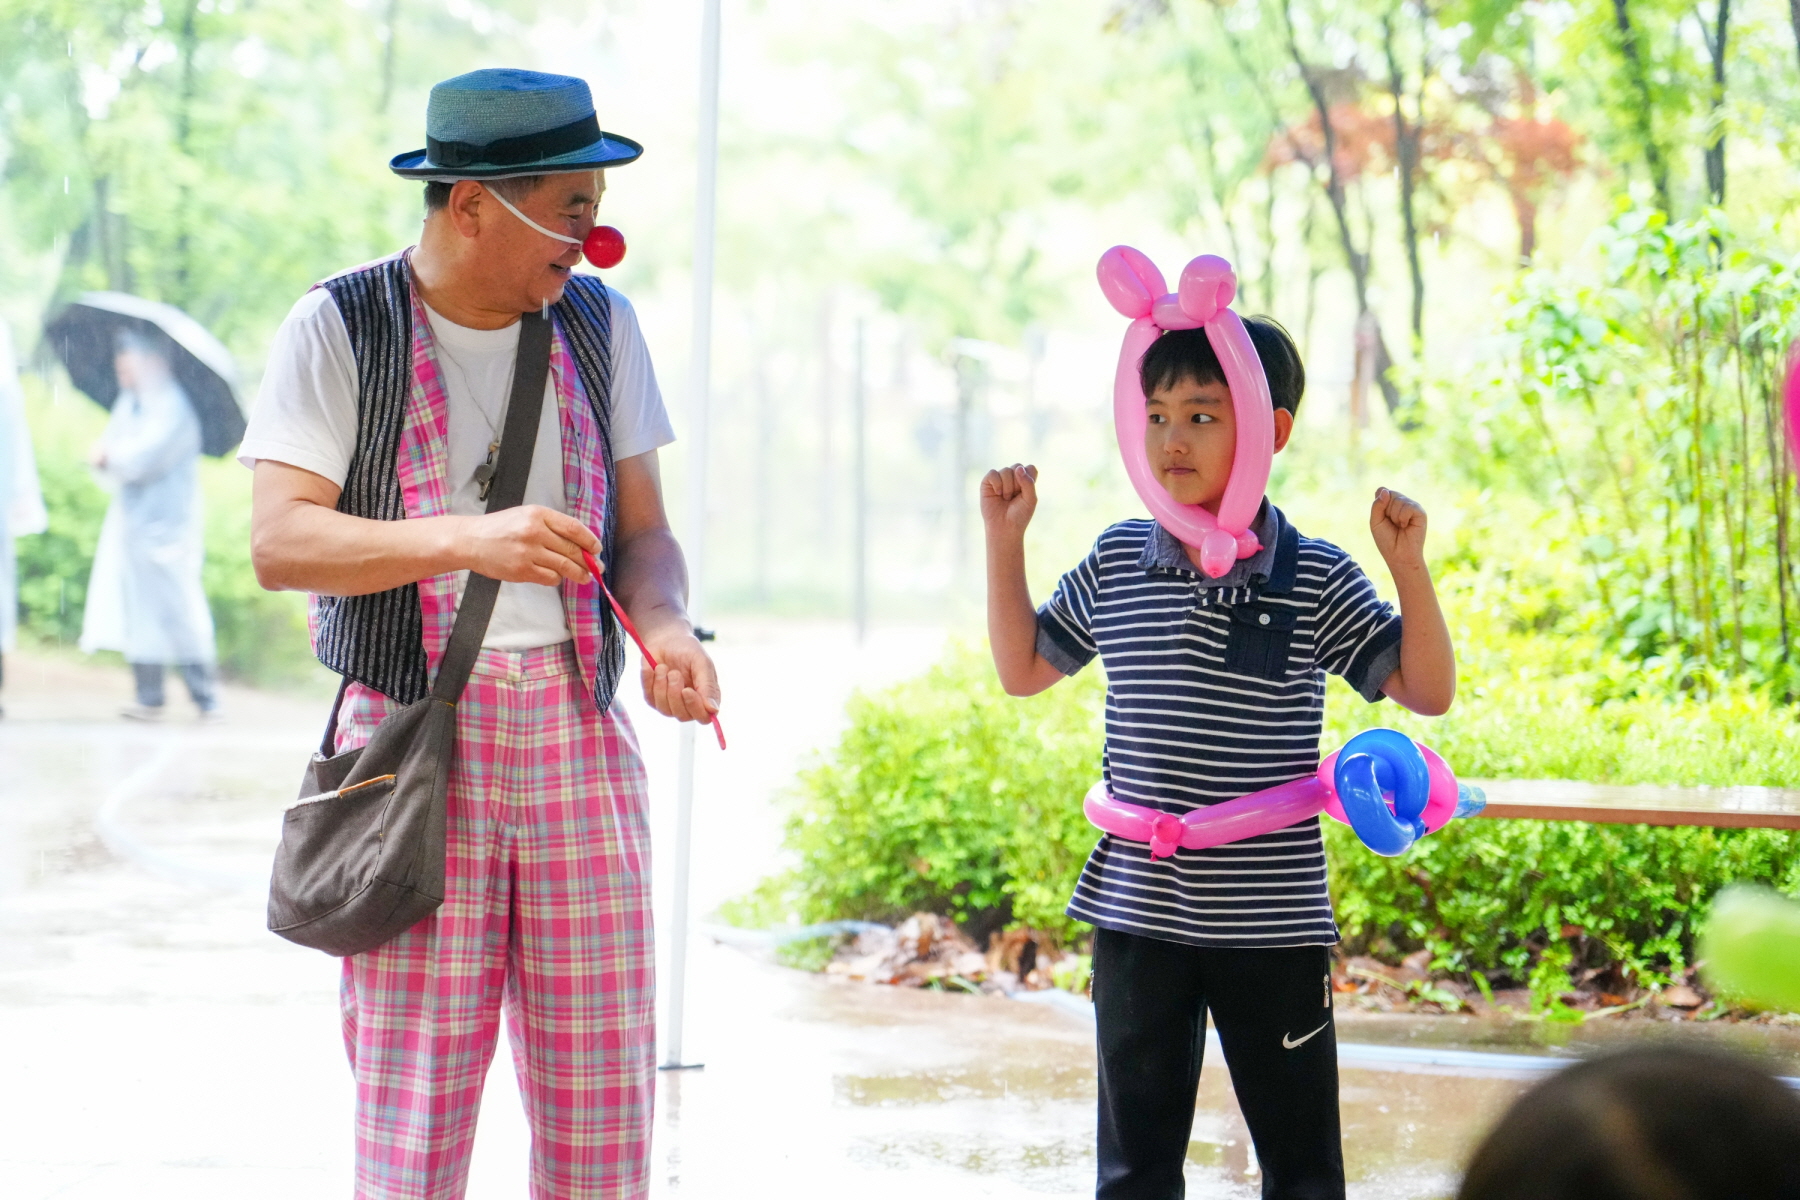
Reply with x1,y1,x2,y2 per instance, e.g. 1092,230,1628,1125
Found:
390,68,643,180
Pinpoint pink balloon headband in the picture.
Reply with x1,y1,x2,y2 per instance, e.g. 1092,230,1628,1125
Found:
1097,247,1275,578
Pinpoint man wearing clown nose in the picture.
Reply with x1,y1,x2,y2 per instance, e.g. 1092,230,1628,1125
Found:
242,68,716,1198
985,249,1456,1199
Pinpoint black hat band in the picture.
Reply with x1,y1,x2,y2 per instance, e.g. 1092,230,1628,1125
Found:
427,113,602,169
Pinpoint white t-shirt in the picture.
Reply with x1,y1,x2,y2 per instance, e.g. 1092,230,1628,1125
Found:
240,284,675,650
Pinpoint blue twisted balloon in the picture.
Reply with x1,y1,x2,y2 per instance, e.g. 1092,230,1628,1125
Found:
1333,728,1432,857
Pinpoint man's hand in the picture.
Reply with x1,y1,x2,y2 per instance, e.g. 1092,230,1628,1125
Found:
455,505,599,585
981,463,1039,539
606,450,724,726
1369,487,1428,567
639,626,721,723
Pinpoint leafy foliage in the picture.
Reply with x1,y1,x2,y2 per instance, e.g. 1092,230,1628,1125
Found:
751,629,1800,1006
1324,815,1800,1003
1497,202,1800,694
760,647,1106,940
0,0,530,343
1321,565,1800,786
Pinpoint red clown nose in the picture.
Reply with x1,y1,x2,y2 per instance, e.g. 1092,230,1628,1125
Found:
583,226,626,269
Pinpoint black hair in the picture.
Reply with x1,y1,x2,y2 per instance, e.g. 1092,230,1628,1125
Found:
1138,316,1305,416
422,174,547,214
1457,1045,1800,1200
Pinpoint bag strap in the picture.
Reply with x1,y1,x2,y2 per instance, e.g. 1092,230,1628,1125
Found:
431,308,554,704
316,307,553,749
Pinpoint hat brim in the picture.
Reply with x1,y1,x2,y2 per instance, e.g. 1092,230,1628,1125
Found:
389,132,644,180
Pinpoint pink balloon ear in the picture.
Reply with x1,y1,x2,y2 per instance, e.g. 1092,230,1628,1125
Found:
1178,255,1238,324
1098,246,1168,319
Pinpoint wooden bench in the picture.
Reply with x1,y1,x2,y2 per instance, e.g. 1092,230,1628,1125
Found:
1473,780,1800,830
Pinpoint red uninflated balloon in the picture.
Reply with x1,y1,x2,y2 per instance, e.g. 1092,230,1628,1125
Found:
583,225,626,269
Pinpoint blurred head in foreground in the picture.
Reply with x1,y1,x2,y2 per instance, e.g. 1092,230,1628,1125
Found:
1458,1045,1800,1200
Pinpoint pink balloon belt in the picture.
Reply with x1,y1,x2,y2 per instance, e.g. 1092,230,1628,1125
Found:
1084,730,1485,859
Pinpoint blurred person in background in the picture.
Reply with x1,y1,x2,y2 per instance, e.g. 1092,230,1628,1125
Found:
79,329,219,721
1457,1044,1800,1200
0,321,48,719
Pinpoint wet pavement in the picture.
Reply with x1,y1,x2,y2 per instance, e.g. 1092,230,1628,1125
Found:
5,626,1800,1198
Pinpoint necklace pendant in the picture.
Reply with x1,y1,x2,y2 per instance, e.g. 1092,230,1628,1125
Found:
474,440,500,502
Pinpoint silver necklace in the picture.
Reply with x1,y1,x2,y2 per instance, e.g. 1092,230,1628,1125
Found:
436,342,514,502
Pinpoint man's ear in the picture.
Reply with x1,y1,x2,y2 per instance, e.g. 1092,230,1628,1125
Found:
444,180,489,239
1272,407,1295,453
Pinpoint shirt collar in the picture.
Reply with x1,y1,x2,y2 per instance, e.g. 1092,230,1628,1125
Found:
1137,500,1291,591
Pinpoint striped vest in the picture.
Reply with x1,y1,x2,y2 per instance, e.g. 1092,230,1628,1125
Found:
313,253,625,710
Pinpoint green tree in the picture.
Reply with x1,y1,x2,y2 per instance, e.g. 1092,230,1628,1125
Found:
0,0,531,346
0,0,535,676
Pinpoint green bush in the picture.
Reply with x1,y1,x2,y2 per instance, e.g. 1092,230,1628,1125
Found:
748,647,1106,941
14,381,315,685
1321,571,1800,788
12,396,108,645
1324,818,1800,1000
751,626,1800,1003
1316,581,1800,995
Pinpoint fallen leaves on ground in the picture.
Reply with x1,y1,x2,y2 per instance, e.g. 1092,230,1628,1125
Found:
824,913,1071,993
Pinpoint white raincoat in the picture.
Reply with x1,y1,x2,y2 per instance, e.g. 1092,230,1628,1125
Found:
79,373,215,664
0,324,48,654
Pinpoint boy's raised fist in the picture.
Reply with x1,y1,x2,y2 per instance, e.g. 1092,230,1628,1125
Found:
1369,486,1429,565
981,463,1039,536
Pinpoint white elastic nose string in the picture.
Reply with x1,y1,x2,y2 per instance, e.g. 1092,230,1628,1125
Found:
488,187,582,246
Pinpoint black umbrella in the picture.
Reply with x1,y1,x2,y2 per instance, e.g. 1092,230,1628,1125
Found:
44,292,246,457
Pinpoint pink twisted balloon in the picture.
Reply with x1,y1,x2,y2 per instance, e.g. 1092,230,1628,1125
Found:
1097,247,1275,577
1083,739,1469,860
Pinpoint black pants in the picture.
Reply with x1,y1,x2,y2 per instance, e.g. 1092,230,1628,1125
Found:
131,661,218,712
1093,928,1343,1200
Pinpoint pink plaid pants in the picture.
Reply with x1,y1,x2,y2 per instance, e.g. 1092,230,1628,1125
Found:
335,643,654,1200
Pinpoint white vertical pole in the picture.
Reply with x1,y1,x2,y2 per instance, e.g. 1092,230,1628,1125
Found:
663,0,721,1073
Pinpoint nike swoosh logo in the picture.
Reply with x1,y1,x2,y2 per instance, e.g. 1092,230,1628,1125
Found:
1282,1022,1329,1050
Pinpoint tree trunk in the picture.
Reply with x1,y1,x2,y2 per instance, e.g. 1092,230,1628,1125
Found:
1703,0,1731,207
1199,115,1248,278
380,0,402,117
1513,192,1538,264
173,0,201,306
1610,0,1672,212
1790,0,1800,75
1383,8,1425,352
1281,0,1402,415
1259,174,1277,311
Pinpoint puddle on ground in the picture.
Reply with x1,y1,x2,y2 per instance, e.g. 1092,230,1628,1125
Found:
811,993,1518,1196
838,1063,1098,1106
5,708,1793,1199
1335,1008,1800,1075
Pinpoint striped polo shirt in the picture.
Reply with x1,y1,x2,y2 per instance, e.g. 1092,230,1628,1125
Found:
1036,502,1403,949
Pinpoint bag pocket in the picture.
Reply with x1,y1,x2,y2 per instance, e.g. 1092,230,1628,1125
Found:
1223,603,1297,681
269,774,399,930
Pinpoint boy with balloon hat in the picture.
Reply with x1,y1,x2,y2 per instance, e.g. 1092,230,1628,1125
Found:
242,68,718,1198
983,249,1457,1198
